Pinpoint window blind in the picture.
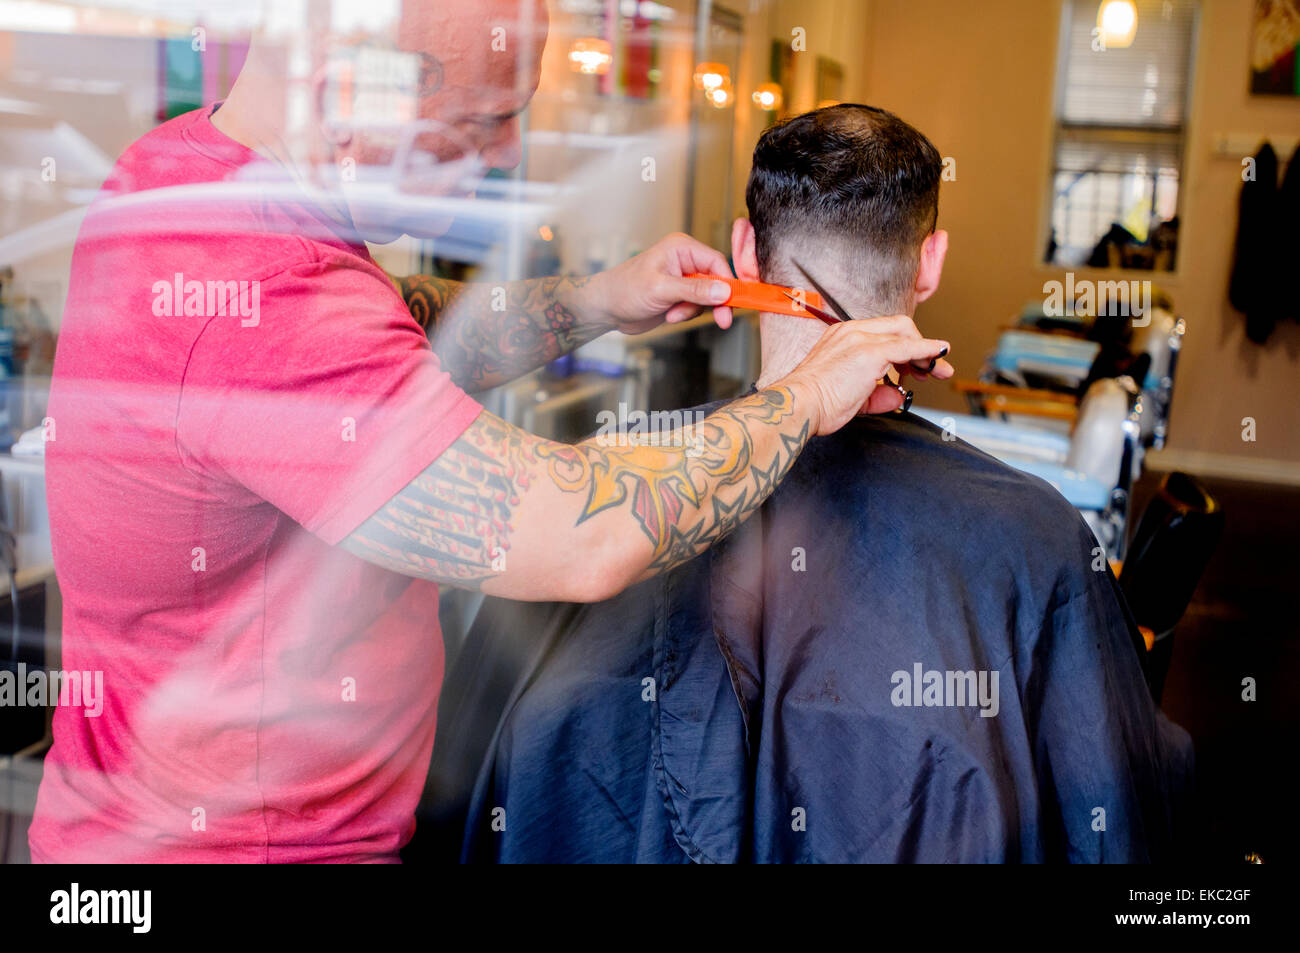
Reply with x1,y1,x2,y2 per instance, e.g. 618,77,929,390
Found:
1058,0,1198,129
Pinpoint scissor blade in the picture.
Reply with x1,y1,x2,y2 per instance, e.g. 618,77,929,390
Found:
793,260,855,323
781,290,839,325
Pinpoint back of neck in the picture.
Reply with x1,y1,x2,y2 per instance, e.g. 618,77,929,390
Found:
755,312,832,389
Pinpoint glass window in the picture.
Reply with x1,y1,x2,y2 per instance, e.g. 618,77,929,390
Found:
1045,0,1199,271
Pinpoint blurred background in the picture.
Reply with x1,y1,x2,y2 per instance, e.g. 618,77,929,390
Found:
0,0,1297,864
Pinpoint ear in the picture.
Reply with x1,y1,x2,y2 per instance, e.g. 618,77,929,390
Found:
731,218,760,281
914,229,948,304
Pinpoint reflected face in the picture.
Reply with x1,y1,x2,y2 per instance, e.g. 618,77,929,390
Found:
339,0,548,243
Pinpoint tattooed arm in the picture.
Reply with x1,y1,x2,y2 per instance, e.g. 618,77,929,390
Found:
342,319,951,602
396,233,740,393
399,273,601,392
343,386,814,601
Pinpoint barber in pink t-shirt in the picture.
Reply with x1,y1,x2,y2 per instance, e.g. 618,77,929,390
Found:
31,0,953,862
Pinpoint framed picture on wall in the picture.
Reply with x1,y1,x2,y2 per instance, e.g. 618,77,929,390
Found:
770,38,797,117
815,56,844,108
1250,0,1300,95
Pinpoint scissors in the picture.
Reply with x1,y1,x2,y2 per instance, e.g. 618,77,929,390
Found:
786,260,918,412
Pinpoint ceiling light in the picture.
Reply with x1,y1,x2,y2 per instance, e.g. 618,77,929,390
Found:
1097,0,1138,49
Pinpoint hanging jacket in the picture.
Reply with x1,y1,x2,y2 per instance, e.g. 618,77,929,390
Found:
1229,143,1282,343
1280,144,1300,326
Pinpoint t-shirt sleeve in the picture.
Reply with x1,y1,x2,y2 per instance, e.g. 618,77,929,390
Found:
176,255,482,545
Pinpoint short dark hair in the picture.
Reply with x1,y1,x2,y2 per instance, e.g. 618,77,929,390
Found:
746,104,942,316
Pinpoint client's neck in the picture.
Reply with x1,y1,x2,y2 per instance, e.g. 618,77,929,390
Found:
755,301,922,388
755,313,828,389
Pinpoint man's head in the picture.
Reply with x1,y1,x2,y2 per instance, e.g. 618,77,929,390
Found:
339,0,549,241
382,0,548,174
223,0,548,242
733,104,948,319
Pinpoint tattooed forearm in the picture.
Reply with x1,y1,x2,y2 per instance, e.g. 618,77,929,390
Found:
343,387,812,595
398,274,603,392
343,415,540,590
538,387,808,573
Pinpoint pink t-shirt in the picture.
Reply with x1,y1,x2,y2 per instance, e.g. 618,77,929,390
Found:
29,105,482,862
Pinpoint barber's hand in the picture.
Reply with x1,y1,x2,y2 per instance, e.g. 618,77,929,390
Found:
779,317,953,435
582,233,736,334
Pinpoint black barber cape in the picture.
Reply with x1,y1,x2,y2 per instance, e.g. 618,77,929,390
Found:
420,410,1194,863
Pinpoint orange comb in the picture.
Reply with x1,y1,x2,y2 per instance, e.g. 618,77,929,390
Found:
689,274,828,320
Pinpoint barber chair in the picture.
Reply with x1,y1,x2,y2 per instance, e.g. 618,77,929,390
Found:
916,293,1186,559
915,373,1146,561
956,300,1185,451
1117,472,1224,703
984,329,1103,393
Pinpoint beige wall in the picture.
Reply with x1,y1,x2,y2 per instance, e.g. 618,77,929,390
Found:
730,0,875,225
862,0,1300,472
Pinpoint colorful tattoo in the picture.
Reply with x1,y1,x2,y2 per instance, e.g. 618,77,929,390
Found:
537,387,806,571
344,388,809,589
